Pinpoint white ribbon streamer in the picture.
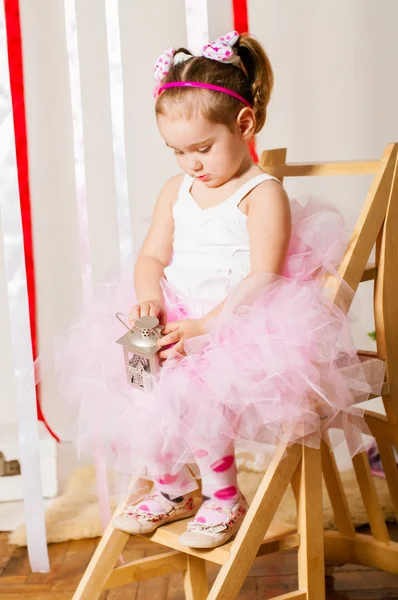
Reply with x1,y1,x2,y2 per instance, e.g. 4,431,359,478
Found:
64,0,132,532
105,0,132,262
64,0,92,302
185,0,209,54
0,2,49,573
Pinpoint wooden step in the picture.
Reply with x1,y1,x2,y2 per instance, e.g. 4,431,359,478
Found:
136,517,299,566
103,518,299,592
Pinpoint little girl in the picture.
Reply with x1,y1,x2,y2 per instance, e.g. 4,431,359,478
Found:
61,31,381,549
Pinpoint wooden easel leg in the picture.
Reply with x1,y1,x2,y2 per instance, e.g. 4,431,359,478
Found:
352,452,390,542
296,445,325,599
378,437,398,522
72,477,147,600
321,439,356,538
184,555,208,600
207,442,302,600
72,521,129,600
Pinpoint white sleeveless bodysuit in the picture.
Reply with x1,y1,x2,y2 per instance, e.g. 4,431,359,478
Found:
164,172,280,317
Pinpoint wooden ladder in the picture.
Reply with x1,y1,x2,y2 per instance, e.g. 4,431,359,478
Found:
72,143,398,600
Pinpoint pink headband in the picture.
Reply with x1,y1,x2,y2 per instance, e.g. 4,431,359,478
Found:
157,81,252,108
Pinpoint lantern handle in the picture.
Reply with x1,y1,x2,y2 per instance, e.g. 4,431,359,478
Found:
116,312,164,338
116,312,136,333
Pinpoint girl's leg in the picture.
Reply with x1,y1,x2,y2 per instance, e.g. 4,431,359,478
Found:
135,461,197,513
113,460,198,534
191,439,242,524
177,439,247,547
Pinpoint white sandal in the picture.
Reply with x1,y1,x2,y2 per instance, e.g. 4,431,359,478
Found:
113,491,196,535
178,496,248,549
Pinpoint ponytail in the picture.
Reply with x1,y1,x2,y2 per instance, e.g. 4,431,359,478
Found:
237,35,274,133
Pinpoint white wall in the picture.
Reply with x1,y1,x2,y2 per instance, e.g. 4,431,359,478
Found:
251,0,398,362
1,0,397,437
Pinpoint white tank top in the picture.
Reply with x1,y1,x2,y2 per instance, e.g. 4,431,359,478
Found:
164,172,280,317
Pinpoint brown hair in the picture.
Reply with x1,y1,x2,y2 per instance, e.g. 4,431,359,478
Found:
155,34,274,135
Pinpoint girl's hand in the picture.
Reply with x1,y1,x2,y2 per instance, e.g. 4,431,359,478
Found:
129,300,167,327
157,318,206,360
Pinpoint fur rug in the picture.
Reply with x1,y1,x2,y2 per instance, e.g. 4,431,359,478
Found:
9,450,395,546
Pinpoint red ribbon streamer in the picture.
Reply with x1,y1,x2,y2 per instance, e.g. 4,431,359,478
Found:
232,0,249,34
4,0,60,442
232,0,258,163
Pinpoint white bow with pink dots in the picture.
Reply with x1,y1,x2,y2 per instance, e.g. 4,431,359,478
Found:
153,30,241,86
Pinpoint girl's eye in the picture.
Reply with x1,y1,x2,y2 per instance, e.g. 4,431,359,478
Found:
198,147,211,153
173,150,183,156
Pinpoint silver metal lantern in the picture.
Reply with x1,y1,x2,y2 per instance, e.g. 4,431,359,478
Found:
116,313,164,391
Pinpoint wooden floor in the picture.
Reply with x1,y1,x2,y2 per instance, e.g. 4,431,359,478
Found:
1,525,398,599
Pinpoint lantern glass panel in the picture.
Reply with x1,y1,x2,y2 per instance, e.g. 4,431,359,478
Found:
127,353,151,388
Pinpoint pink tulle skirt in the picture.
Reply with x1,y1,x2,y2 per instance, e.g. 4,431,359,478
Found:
55,197,385,479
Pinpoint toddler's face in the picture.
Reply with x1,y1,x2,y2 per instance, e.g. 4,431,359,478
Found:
157,112,250,187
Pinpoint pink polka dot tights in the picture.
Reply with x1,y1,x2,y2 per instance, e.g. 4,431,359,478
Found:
140,442,241,525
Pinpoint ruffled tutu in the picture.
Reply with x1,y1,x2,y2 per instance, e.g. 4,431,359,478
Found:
54,196,385,480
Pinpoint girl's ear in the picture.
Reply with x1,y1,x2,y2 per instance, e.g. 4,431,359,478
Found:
236,107,256,141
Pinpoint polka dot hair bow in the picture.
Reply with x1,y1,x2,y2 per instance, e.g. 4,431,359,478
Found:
153,46,177,98
153,31,241,97
201,30,240,64
153,47,175,84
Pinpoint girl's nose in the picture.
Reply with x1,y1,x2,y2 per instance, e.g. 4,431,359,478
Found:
188,158,203,172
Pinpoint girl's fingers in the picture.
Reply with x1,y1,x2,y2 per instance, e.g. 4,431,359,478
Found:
159,339,185,361
173,340,185,356
162,321,180,335
129,305,140,318
128,303,165,328
128,305,140,326
159,341,184,360
149,304,159,317
158,331,180,347
140,303,150,317
158,347,174,360
159,309,168,327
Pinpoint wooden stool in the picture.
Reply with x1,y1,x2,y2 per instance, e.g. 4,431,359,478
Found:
72,143,398,600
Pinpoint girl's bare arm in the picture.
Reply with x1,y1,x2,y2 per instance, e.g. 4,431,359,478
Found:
203,180,291,324
131,174,182,323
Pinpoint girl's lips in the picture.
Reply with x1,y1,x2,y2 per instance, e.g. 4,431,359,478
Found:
198,175,210,181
